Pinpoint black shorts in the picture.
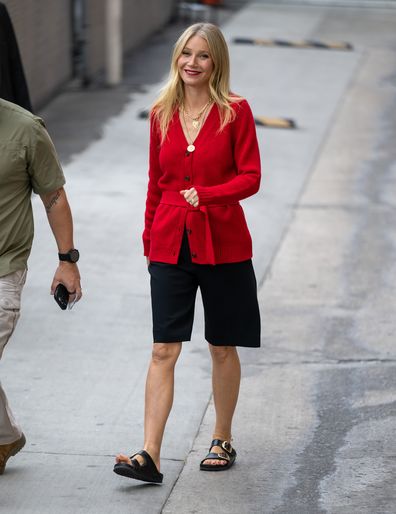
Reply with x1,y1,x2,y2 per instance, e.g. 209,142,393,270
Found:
148,232,261,347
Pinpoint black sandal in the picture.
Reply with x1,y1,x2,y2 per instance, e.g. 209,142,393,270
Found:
200,439,236,471
113,450,163,483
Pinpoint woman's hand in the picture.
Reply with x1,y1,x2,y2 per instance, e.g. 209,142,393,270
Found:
180,187,199,207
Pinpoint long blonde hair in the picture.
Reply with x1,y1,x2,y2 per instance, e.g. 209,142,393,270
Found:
151,23,241,142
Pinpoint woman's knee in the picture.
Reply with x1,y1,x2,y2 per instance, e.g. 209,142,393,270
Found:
151,342,182,365
209,345,238,364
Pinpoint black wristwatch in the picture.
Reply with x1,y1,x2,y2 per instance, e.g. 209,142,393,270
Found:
58,248,80,263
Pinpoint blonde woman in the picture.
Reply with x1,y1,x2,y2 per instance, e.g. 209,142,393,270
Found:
114,23,261,484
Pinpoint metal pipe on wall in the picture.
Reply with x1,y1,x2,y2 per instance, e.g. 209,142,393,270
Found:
105,0,122,86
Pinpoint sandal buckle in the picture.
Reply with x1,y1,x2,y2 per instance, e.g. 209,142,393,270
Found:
222,440,232,453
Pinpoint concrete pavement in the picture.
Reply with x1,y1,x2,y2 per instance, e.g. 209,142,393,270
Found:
1,2,396,513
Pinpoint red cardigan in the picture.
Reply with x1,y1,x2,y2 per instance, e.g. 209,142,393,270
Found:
143,99,261,265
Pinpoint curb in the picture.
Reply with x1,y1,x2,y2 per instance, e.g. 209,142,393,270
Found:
233,37,353,51
255,116,296,129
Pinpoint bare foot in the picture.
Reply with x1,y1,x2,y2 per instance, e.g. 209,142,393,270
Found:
202,445,229,467
115,453,133,465
115,451,160,471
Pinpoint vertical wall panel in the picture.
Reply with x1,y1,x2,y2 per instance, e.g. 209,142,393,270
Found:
2,0,176,108
3,0,72,108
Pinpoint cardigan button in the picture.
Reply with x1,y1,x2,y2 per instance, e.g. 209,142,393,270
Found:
186,228,192,235
191,252,197,258
184,175,190,181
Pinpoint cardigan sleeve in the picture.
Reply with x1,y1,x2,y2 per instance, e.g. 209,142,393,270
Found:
142,115,162,256
194,100,261,205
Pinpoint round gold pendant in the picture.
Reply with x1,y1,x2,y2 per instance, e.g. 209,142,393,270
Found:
192,120,200,129
187,144,195,152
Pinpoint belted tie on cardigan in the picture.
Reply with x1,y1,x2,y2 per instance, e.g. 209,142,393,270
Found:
159,190,239,265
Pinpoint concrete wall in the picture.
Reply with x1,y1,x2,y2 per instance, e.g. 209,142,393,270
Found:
85,0,106,80
85,0,176,78
3,0,72,109
122,0,176,50
3,0,176,109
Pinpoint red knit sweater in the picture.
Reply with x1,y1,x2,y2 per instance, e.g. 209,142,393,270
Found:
143,99,261,265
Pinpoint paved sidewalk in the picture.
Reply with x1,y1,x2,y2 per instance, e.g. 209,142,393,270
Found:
1,3,396,513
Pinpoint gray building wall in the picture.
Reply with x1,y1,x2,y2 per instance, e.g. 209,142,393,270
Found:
3,0,71,109
122,0,175,50
3,0,176,109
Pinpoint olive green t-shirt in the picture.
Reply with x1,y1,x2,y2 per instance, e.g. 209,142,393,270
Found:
0,99,65,277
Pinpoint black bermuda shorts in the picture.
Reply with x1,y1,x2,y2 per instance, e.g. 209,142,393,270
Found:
148,233,261,347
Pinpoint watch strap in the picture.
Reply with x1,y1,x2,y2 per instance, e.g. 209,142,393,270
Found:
58,248,79,263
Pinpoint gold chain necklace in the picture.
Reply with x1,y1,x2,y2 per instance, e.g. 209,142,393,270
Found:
183,101,211,129
182,102,211,153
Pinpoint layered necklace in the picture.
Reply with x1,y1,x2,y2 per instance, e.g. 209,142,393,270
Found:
181,100,212,153
183,100,211,129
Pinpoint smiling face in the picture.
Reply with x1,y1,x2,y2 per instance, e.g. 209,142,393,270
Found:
177,35,214,90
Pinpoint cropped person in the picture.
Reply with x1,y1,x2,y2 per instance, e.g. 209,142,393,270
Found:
0,2,32,111
0,98,81,474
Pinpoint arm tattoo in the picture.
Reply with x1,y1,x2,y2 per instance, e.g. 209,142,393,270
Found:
45,190,61,214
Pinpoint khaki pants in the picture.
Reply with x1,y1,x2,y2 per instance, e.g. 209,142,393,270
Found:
0,269,26,444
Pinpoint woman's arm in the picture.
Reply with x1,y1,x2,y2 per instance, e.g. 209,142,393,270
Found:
194,100,261,205
142,116,163,256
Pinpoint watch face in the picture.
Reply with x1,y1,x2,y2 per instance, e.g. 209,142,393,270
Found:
69,249,80,263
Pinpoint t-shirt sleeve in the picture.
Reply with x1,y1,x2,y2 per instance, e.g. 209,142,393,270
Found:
27,116,65,194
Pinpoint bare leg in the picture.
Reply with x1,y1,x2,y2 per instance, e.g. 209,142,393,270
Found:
116,342,182,471
203,345,241,466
